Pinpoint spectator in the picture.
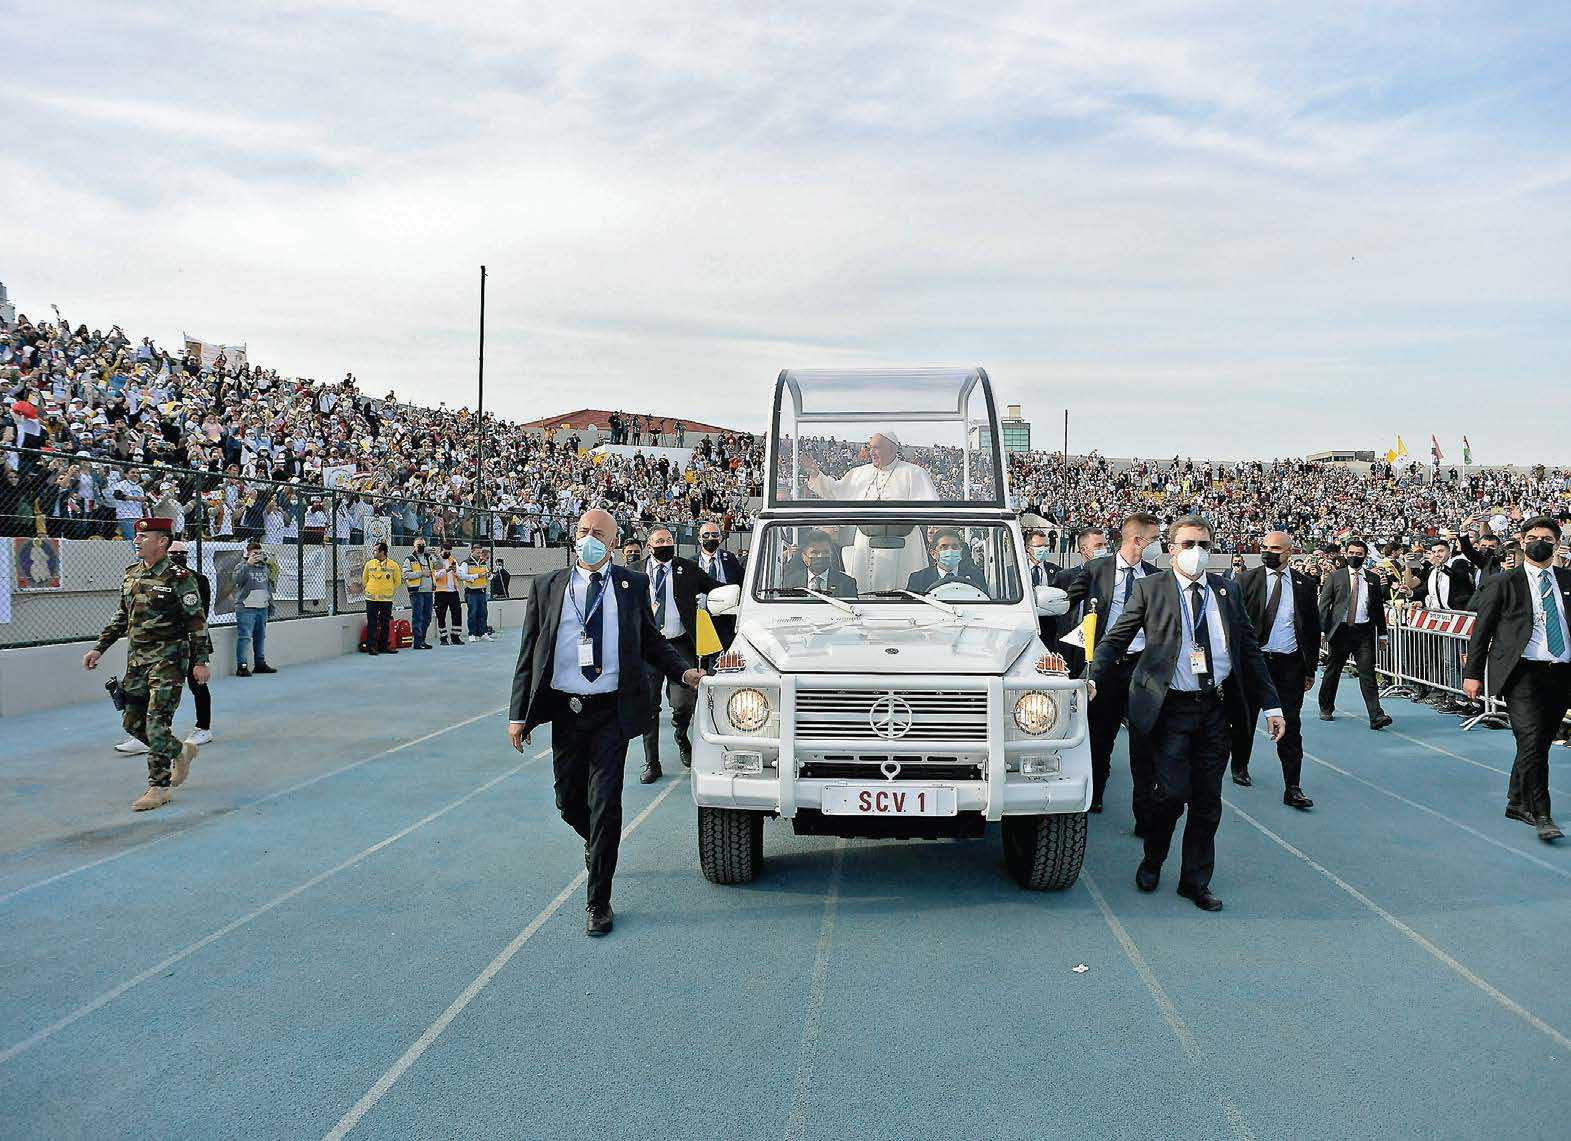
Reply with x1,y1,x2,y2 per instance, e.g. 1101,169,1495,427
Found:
232,537,277,676
491,557,511,600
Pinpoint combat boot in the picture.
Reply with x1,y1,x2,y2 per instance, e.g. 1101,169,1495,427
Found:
132,786,172,812
171,741,199,787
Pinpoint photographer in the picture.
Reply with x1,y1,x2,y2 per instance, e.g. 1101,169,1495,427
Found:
232,538,277,676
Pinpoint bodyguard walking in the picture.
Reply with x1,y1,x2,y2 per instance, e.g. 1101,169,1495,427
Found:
640,526,723,783
83,517,210,812
1317,538,1393,729
1090,515,1283,911
508,509,703,936
1464,516,1571,842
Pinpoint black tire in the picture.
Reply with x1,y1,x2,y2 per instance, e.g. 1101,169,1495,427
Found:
698,806,764,885
1002,812,1087,891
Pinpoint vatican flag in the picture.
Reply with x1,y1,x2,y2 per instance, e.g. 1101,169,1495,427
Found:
695,607,723,657
1061,611,1098,663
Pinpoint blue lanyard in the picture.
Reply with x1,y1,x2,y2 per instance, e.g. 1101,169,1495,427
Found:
1180,577,1209,638
567,570,607,633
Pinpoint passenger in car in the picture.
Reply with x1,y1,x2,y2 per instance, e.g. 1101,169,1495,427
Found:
907,528,990,596
782,530,859,597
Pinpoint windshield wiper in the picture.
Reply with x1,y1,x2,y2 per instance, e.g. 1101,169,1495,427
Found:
860,589,962,618
758,585,858,616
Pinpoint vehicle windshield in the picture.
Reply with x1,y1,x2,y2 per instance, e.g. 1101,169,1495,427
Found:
752,518,1023,605
768,368,1004,509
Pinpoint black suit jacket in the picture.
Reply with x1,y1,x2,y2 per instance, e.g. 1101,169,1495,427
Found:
906,565,989,595
643,555,723,653
1083,557,1160,633
782,563,859,598
1464,565,1571,691
509,564,690,739
695,548,744,647
1090,571,1280,737
1318,567,1389,639
1238,565,1321,675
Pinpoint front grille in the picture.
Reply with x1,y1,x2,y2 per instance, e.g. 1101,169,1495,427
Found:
799,760,985,782
794,688,988,742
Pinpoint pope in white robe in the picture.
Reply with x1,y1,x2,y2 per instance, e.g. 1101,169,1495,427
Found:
803,431,939,592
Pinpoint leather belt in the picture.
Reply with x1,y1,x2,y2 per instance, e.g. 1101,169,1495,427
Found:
553,690,617,715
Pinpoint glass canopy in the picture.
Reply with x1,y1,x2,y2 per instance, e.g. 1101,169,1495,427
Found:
767,367,1006,509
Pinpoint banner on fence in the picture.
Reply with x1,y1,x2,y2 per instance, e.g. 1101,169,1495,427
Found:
198,542,326,624
0,541,10,624
13,536,62,591
346,546,367,603
364,516,392,551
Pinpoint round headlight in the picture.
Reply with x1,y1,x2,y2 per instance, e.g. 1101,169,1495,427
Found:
726,688,770,733
1013,691,1059,735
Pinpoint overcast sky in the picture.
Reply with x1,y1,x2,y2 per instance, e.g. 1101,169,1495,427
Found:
6,2,1570,461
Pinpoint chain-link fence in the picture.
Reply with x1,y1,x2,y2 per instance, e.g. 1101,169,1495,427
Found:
1,445,754,648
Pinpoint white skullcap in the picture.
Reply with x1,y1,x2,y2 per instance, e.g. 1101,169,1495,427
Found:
871,429,901,447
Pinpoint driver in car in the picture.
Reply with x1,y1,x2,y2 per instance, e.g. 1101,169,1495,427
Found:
782,530,859,597
906,528,990,596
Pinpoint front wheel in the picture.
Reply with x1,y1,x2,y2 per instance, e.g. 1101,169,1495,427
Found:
1002,813,1086,891
698,807,764,884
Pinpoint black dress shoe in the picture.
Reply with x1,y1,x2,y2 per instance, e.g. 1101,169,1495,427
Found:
1232,770,1253,787
236,664,252,676
1089,801,1104,814
1177,884,1224,912
1135,862,1160,892
1536,816,1565,842
1284,786,1314,810
1505,804,1537,826
253,662,277,674
586,904,614,936
1318,710,1334,721
679,750,692,769
639,762,661,785
1370,714,1393,730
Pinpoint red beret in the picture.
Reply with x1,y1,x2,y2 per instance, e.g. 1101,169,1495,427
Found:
134,517,173,533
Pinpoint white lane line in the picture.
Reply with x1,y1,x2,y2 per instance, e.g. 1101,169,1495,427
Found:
0,749,545,1069
323,776,686,1140
784,838,848,1141
1082,870,1255,1141
1263,730,1571,883
1223,798,1571,1054
0,705,508,907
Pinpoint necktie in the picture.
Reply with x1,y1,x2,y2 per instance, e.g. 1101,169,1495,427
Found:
1121,566,1135,604
1032,565,1043,588
653,564,668,631
1541,571,1566,658
1263,571,1284,636
710,556,724,584
811,574,822,593
1190,581,1214,688
582,571,604,681
1347,570,1361,624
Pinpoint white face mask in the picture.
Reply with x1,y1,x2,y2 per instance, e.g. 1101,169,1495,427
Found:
1174,546,1208,578
1141,540,1162,564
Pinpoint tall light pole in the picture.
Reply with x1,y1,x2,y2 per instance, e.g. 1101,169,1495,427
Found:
475,265,487,539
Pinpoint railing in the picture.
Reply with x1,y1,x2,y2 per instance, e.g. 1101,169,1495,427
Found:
1374,604,1508,731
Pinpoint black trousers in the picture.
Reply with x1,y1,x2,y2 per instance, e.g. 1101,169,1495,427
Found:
184,665,211,731
1232,652,1306,787
434,590,462,634
1088,652,1152,818
549,695,631,910
1318,624,1384,720
366,601,392,653
642,638,696,764
1503,662,1571,818
1143,690,1231,891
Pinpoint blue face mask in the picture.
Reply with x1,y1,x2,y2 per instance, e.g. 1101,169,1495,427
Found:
576,535,608,567
1031,545,1053,564
937,548,963,571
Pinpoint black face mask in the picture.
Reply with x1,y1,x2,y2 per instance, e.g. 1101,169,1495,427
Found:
651,545,675,562
1260,551,1283,570
700,537,720,552
1347,555,1366,569
1525,539,1555,563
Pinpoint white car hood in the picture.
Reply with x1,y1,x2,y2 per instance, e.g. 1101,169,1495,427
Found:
741,613,1035,675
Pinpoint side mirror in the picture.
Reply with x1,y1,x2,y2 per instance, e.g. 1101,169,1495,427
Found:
1035,584,1070,617
706,584,742,616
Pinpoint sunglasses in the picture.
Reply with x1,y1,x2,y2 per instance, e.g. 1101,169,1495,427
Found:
1173,539,1212,550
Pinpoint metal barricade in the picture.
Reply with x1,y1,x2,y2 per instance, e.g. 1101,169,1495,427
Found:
1374,605,1507,731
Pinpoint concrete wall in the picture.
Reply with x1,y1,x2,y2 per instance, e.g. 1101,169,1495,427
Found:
0,599,527,718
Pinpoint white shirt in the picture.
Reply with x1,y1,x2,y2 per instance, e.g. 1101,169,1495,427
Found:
1259,568,1298,654
1171,573,1231,690
1345,568,1371,624
1107,555,1148,654
701,550,727,584
552,564,620,694
1522,563,1571,664
645,557,684,638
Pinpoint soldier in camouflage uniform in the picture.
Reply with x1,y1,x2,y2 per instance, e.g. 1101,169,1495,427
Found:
83,517,213,811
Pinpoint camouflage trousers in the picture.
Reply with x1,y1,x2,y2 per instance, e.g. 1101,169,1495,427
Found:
122,659,186,787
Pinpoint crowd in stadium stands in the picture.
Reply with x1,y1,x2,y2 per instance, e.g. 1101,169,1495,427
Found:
0,308,762,544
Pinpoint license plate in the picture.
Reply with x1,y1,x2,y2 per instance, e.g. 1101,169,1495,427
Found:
820,784,957,817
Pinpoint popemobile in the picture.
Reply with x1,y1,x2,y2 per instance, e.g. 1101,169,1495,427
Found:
693,367,1089,889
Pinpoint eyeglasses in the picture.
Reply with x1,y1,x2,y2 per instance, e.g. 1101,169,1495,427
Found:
1174,539,1212,550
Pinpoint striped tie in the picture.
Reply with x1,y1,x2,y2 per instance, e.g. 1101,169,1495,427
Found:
1541,571,1565,659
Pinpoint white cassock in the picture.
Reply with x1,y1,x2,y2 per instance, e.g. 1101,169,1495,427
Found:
808,459,939,592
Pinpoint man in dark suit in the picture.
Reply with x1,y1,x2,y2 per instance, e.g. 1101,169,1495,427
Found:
640,526,723,783
1083,512,1163,817
1047,528,1106,675
1463,516,1571,842
696,519,745,650
508,509,703,936
1090,515,1284,911
1231,530,1321,807
906,528,990,595
782,530,858,597
1316,537,1393,729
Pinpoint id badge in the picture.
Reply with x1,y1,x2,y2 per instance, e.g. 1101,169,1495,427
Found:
1189,647,1209,675
578,637,595,668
